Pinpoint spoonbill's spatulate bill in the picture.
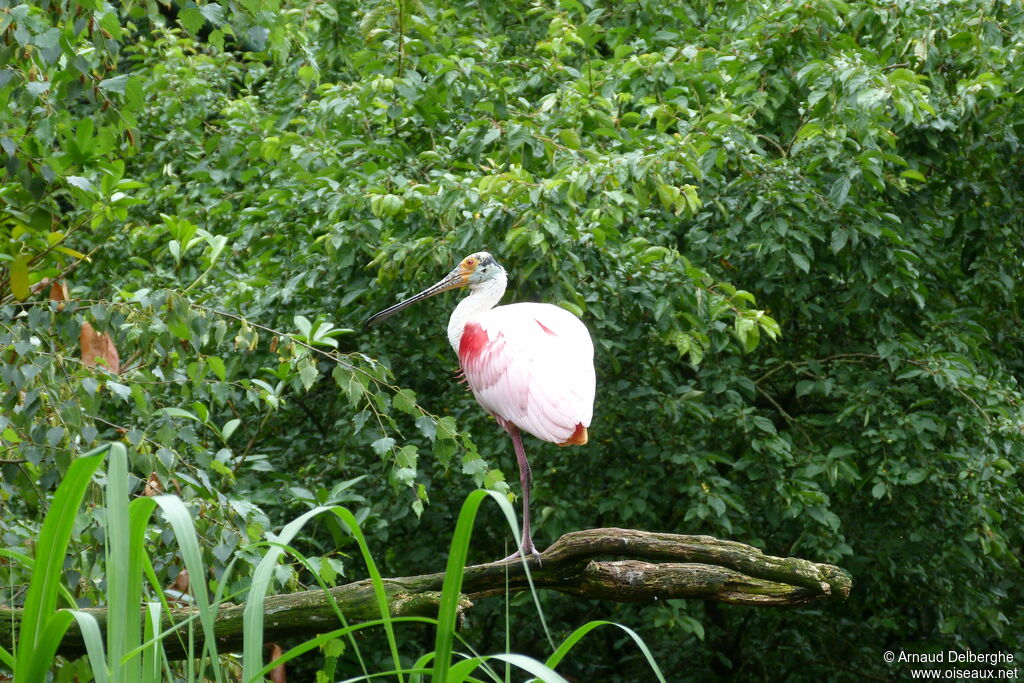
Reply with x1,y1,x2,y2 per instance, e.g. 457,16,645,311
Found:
366,252,596,561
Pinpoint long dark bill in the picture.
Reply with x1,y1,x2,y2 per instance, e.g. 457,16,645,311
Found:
364,269,466,328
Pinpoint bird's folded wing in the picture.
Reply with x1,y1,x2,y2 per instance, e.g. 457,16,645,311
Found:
458,303,594,444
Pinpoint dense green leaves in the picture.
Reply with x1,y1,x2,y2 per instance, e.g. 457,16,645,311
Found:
2,0,1024,679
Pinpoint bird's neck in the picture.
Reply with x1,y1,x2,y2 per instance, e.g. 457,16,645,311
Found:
447,269,507,352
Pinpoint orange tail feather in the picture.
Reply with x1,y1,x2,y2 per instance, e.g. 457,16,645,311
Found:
558,423,588,446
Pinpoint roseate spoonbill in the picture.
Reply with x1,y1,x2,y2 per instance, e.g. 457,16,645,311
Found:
365,252,595,561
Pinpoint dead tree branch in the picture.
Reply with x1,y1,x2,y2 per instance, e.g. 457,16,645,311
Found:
0,528,850,659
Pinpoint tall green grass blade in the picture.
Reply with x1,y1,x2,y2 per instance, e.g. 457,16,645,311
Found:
151,495,222,683
449,653,570,683
124,551,188,680
69,610,109,683
491,506,556,654
14,447,106,683
252,617,438,681
328,506,403,683
410,652,435,682
141,602,162,683
411,629,502,683
120,553,239,669
187,592,196,683
545,620,666,682
432,489,520,682
243,505,402,683
139,548,185,656
17,610,75,683
126,497,158,673
251,539,369,678
504,560,511,683
104,443,138,683
513,557,554,653
242,505,331,680
123,594,234,661
335,668,435,683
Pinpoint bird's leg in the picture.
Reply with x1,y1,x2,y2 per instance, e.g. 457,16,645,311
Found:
502,423,542,564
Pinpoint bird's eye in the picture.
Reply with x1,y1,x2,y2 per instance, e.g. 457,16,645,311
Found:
465,258,476,267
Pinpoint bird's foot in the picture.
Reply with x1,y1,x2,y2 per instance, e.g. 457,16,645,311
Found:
500,543,543,565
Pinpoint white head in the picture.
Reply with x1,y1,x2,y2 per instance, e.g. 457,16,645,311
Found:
365,252,507,327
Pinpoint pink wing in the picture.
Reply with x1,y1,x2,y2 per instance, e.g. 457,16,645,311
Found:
458,302,595,444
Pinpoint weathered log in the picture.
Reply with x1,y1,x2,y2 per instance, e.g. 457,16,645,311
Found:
0,528,850,659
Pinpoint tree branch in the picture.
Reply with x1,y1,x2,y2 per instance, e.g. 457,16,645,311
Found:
0,528,850,660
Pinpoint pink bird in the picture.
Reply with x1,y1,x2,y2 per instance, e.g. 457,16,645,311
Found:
366,252,596,561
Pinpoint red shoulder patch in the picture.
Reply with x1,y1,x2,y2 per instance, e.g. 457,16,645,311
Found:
459,322,489,364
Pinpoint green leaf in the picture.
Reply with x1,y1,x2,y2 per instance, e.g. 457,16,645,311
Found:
199,2,225,25
758,315,782,340
25,81,50,98
905,469,928,485
558,129,581,150
206,234,228,264
162,407,199,421
68,611,109,683
222,419,241,441
415,415,436,441
393,388,418,415
298,360,319,390
795,380,816,398
829,176,851,206
395,444,418,468
67,176,96,194
436,417,458,440
751,416,776,435
10,255,29,301
107,381,131,400
98,75,130,94
830,229,849,253
789,252,810,273
332,365,364,407
178,7,205,34
795,122,823,141
294,315,312,338
681,184,702,213
208,356,227,381
433,439,456,467
371,437,395,456
150,496,223,680
656,183,680,211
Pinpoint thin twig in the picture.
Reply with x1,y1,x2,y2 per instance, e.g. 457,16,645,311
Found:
756,133,787,157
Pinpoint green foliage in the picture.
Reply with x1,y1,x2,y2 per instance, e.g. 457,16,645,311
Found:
9,444,104,682
2,442,665,681
2,0,1023,679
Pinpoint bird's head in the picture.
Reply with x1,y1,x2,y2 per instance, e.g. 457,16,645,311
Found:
364,252,505,327
457,252,504,289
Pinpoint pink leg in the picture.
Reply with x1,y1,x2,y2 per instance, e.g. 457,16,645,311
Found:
502,423,542,563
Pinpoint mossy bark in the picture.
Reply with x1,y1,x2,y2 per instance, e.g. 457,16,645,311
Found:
0,527,850,659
